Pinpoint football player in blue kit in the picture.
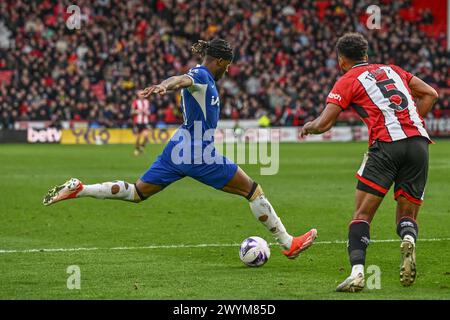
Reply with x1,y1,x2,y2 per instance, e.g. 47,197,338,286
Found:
43,39,317,259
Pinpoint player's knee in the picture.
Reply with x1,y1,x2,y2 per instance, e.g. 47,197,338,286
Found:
247,182,263,201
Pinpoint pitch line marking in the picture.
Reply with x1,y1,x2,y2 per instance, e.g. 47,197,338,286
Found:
1,238,450,254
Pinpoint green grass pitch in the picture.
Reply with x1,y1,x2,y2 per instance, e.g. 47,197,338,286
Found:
0,142,449,299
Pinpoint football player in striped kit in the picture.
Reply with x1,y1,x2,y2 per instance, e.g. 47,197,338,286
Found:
301,33,439,292
132,97,151,156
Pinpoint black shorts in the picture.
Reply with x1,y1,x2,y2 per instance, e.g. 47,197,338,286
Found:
356,136,429,205
134,124,149,134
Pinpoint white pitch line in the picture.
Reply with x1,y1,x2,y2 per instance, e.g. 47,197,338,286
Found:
312,238,450,244
1,238,450,254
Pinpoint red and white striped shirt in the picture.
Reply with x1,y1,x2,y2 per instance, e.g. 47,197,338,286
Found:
326,63,430,145
132,99,150,125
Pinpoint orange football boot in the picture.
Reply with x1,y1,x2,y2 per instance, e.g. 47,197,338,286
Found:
282,228,318,259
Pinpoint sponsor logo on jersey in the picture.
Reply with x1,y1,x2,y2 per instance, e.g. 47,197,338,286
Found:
328,92,342,101
211,96,220,106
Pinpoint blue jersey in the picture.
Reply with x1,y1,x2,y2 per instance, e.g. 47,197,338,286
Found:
140,64,237,190
162,65,220,160
181,65,220,139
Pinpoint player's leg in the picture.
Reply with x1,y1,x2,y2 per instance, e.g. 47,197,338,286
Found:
336,188,384,292
139,128,149,153
42,177,164,206
222,167,293,249
222,166,317,258
337,141,395,292
43,155,181,206
396,197,420,286
394,136,429,286
134,129,143,156
78,179,163,201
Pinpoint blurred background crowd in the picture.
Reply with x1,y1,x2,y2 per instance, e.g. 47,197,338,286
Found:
0,0,448,129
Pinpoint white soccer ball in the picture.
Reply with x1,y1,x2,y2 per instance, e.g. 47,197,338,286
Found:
239,236,270,267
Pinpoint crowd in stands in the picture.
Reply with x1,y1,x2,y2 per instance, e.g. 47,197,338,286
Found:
0,0,448,129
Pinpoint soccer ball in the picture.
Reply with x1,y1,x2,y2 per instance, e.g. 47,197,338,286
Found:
239,236,270,267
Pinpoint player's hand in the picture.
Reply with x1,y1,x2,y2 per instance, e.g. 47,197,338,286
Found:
138,84,167,98
300,122,313,138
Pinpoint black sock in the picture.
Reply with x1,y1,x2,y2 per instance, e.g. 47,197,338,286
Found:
397,217,418,242
348,220,370,266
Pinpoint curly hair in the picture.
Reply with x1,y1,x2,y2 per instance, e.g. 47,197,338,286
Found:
336,33,369,61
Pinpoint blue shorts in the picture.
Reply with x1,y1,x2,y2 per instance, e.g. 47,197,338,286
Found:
140,144,238,190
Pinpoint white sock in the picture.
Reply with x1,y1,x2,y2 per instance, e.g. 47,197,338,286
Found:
77,181,139,202
351,264,365,277
403,234,415,244
249,193,293,249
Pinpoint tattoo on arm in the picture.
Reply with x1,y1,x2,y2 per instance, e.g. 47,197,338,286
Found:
160,75,193,91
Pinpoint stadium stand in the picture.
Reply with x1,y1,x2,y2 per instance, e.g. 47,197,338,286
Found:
0,0,448,129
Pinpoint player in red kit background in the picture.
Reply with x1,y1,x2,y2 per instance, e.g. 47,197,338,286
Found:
301,33,439,292
132,96,151,156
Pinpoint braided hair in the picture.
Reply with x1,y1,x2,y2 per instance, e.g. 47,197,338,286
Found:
191,38,234,61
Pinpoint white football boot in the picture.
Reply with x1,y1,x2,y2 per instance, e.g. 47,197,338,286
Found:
400,238,416,286
336,273,365,292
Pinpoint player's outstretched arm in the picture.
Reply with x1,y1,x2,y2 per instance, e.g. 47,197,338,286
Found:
300,103,342,138
138,75,193,98
408,76,439,117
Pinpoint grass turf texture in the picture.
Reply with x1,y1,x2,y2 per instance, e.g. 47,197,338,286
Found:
0,142,449,299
